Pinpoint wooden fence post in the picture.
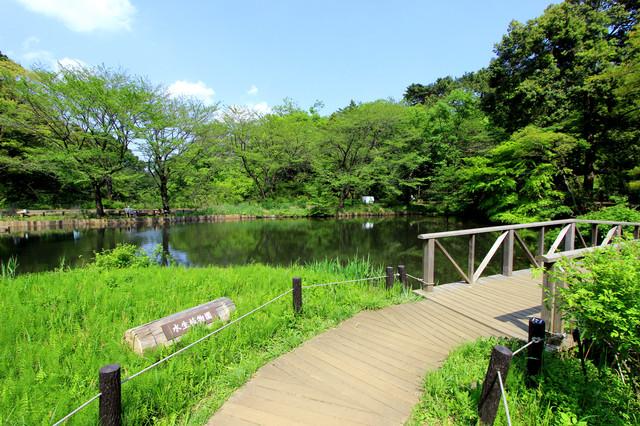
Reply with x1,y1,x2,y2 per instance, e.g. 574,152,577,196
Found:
385,266,394,289
541,262,553,333
423,239,435,292
478,345,513,425
397,265,407,287
292,277,302,314
468,235,476,284
564,222,575,251
502,230,514,276
591,224,599,246
526,318,545,386
537,226,545,257
634,225,639,240
99,364,122,426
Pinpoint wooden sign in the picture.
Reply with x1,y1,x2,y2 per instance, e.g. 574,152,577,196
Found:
124,297,235,354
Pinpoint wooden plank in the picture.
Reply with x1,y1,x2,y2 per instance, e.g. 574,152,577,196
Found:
435,239,470,283
210,272,542,425
547,224,571,256
474,231,509,282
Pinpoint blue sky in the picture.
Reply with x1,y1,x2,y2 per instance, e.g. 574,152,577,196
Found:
2,0,556,114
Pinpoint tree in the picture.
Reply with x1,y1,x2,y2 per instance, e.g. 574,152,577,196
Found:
19,65,152,216
482,0,639,201
138,94,217,213
222,103,316,199
312,100,406,209
403,71,488,106
457,126,579,223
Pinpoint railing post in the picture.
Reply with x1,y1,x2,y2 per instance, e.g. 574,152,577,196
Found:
541,262,553,332
292,277,302,314
502,230,514,276
478,345,513,425
397,264,407,287
591,224,598,246
537,226,545,257
564,222,575,252
526,318,545,386
552,274,566,334
99,364,122,426
468,235,476,284
385,266,394,289
634,225,639,240
423,239,435,292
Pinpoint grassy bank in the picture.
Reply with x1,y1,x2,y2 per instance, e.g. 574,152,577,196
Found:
407,338,639,425
0,260,414,425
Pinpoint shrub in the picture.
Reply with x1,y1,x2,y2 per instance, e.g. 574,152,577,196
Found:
92,244,152,269
554,240,640,382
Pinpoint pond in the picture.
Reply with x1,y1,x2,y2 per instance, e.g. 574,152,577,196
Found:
0,216,533,284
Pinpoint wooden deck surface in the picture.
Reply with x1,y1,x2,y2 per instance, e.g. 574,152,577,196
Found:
208,270,541,425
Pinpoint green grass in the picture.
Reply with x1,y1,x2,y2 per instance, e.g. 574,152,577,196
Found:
0,259,415,425
406,338,639,426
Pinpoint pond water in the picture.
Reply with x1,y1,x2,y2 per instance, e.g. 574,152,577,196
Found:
0,216,532,284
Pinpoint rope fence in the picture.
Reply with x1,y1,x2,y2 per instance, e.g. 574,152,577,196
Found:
497,371,512,426
478,317,546,425
51,265,407,425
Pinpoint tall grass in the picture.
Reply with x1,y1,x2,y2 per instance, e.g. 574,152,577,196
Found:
0,260,414,425
0,256,18,279
406,338,638,425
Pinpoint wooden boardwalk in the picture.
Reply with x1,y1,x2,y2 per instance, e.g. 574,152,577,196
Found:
208,270,541,425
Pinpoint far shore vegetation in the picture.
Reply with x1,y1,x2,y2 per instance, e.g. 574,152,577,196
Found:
1,1,639,224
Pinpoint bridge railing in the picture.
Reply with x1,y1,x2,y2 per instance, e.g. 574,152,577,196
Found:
417,218,640,291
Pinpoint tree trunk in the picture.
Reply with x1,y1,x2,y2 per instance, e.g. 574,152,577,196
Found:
94,182,105,218
159,174,170,214
582,146,596,203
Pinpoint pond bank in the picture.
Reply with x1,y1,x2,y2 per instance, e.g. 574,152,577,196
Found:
0,210,411,235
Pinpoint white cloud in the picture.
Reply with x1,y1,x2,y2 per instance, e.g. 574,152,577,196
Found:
55,57,88,71
20,48,87,72
21,49,54,65
15,0,135,32
22,36,40,50
167,80,216,105
247,84,258,96
246,101,271,115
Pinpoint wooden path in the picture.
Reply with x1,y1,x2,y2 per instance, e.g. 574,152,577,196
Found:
208,270,541,425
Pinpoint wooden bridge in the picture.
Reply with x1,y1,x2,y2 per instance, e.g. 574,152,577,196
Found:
209,219,640,425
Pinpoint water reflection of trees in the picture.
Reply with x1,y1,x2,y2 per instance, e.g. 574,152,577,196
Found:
1,217,538,282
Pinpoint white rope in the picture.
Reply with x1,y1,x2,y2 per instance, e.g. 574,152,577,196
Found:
122,288,293,383
512,337,543,356
497,371,512,426
52,288,293,425
51,273,391,424
302,275,386,289
406,273,425,283
51,392,101,426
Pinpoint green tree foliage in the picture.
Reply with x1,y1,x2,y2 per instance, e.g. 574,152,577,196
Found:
457,126,577,222
482,0,639,200
138,94,217,213
1,1,639,221
19,65,152,216
222,103,317,200
311,100,406,210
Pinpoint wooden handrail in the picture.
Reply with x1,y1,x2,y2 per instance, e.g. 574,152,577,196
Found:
417,219,640,240
418,218,640,292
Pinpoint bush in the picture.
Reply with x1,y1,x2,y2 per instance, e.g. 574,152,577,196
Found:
554,240,640,382
407,338,639,425
578,199,640,223
92,244,152,269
